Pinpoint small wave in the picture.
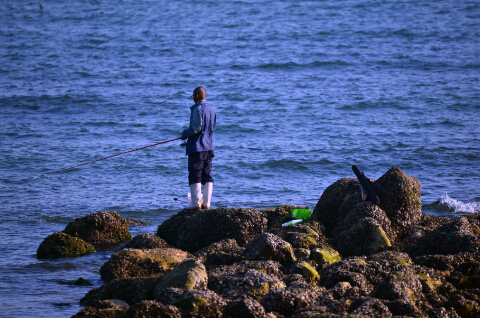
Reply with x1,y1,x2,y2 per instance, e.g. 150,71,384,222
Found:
439,193,480,214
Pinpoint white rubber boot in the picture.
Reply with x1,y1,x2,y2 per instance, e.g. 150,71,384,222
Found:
185,183,202,210
202,182,213,209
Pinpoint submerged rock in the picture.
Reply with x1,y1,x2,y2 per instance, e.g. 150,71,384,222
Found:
100,247,191,283
157,207,268,253
63,211,131,245
37,232,95,258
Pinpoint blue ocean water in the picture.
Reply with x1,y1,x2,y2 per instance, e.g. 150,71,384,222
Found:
0,0,479,316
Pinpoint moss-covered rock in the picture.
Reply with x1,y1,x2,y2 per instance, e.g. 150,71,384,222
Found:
153,259,207,296
100,248,191,283
37,232,95,258
298,261,319,284
310,247,341,268
155,288,227,318
63,211,131,245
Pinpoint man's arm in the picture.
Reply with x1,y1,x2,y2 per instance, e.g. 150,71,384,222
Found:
181,106,203,139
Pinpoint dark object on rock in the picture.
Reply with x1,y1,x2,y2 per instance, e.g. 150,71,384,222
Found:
63,211,132,245
405,217,480,257
157,207,268,253
352,165,379,204
37,232,95,258
123,232,169,249
68,277,93,286
100,247,191,283
244,233,297,266
195,238,245,266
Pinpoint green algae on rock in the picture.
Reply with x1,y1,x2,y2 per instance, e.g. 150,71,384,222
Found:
100,247,191,283
153,259,207,294
36,232,95,258
310,247,341,268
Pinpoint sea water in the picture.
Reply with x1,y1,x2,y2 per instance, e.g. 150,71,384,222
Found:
0,0,479,316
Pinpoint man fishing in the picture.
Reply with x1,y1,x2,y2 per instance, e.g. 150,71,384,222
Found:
181,86,216,210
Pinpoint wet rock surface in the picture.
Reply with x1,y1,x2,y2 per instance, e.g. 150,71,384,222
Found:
63,211,132,244
37,232,95,258
73,167,480,318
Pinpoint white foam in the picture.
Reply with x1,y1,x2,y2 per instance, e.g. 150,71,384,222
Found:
440,193,480,214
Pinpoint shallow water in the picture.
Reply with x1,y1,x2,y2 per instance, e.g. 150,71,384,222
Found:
0,0,479,317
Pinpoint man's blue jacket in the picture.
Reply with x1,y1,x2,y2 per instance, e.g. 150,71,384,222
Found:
182,100,216,156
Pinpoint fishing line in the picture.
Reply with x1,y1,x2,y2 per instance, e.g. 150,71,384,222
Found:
14,137,181,186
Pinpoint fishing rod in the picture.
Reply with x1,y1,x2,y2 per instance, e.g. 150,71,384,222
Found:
17,137,181,186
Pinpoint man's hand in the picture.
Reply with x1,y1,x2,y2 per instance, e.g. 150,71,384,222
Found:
181,135,187,140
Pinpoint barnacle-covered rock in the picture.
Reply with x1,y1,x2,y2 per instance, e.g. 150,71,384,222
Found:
63,211,131,244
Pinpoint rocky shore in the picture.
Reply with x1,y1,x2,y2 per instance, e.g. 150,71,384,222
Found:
38,167,480,318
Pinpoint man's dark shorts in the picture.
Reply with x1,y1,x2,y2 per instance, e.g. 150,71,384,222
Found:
188,150,214,185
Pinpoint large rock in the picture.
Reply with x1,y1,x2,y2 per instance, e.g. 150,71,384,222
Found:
37,232,95,258
157,207,268,253
155,288,227,318
195,238,245,266
81,277,160,306
312,178,361,236
275,222,329,250
261,283,333,317
123,300,181,318
312,167,422,240
207,260,286,300
330,217,391,256
374,166,422,235
244,233,297,265
405,217,480,257
100,247,191,283
153,259,207,295
63,211,132,244
223,297,267,318
123,232,169,249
